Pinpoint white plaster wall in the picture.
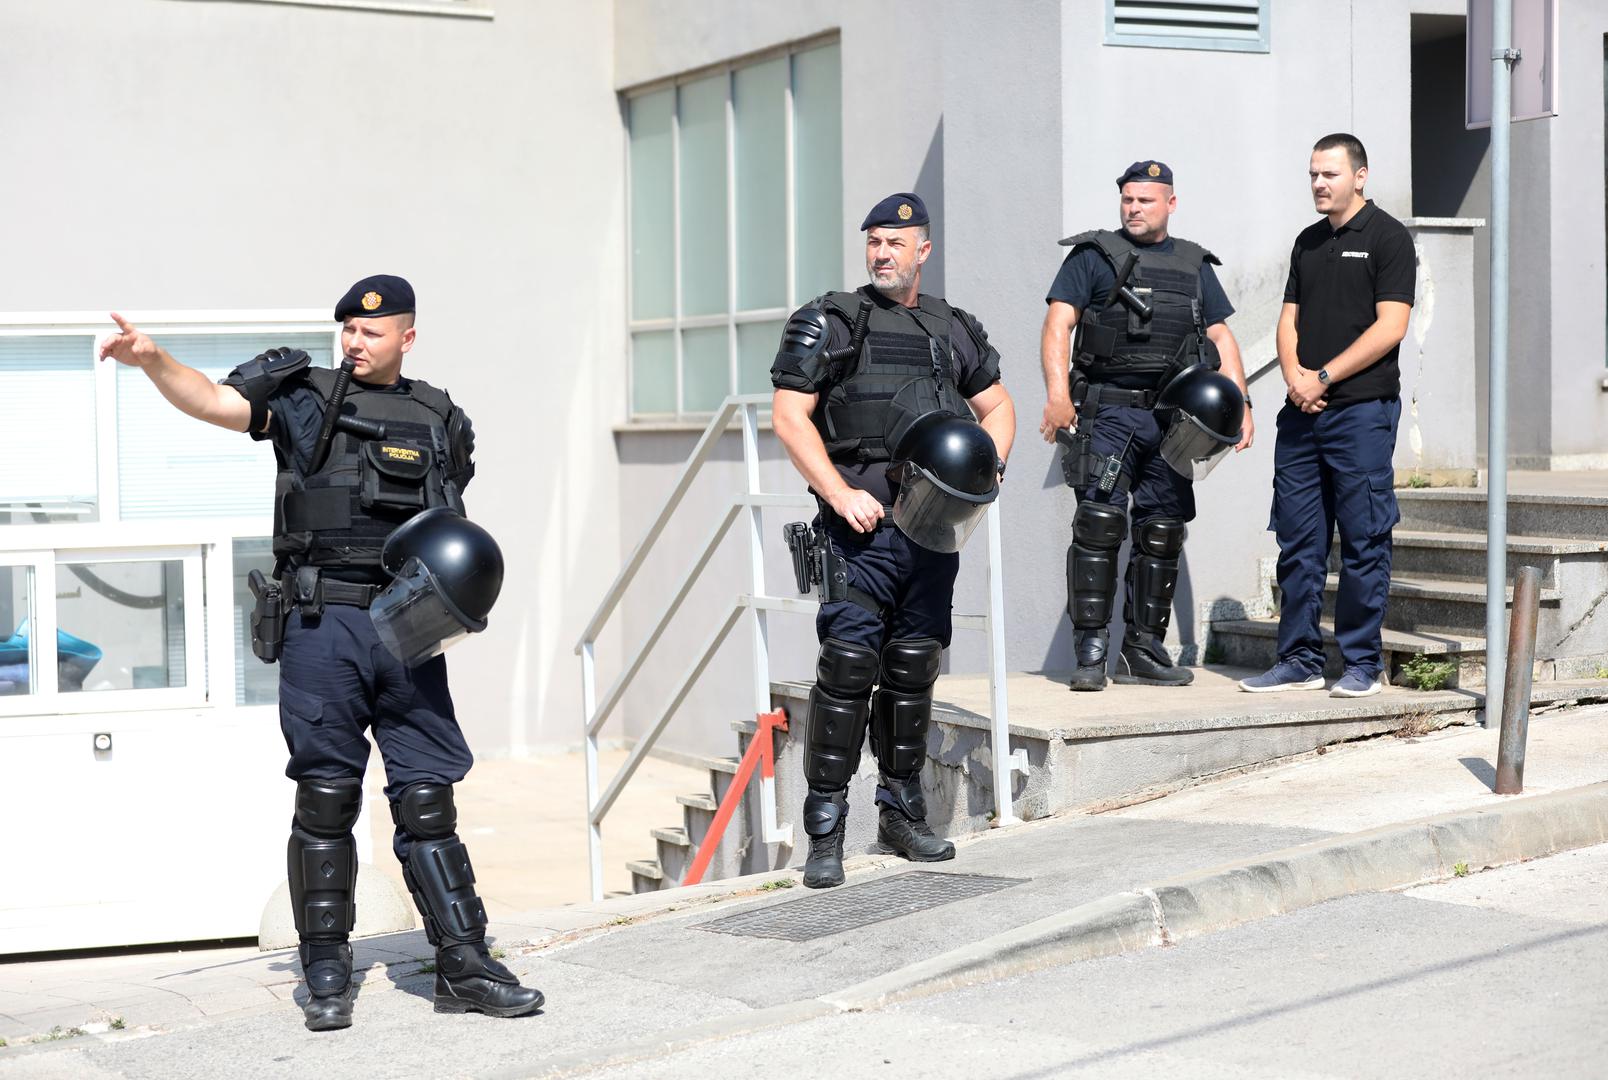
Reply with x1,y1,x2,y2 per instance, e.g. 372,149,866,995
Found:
0,0,627,754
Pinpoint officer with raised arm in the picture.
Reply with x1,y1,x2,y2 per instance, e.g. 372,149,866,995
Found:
99,276,542,1031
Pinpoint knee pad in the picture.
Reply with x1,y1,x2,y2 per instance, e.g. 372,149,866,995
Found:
872,638,942,781
288,778,360,941
391,782,458,841
1130,518,1187,636
294,778,362,837
1067,501,1127,629
804,638,878,792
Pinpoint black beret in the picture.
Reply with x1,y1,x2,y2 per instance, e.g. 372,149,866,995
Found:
860,191,929,230
1116,160,1173,188
334,274,416,321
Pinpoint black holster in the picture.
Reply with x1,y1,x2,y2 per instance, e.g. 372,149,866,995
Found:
784,521,849,604
247,569,286,664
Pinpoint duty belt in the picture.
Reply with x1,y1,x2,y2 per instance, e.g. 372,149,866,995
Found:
281,573,381,610
1077,384,1159,410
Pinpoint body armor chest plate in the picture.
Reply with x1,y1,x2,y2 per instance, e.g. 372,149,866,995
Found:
274,372,464,573
814,291,971,465
1078,230,1211,385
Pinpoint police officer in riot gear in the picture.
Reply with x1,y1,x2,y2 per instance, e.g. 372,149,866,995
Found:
772,193,1016,889
99,276,542,1031
1039,162,1253,692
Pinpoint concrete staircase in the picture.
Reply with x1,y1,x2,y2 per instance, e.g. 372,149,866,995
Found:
625,753,756,894
1211,488,1608,686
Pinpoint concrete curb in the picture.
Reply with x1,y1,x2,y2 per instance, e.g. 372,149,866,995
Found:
823,780,1608,1011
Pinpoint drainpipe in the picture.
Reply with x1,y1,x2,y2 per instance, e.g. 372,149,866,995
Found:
1484,0,1517,726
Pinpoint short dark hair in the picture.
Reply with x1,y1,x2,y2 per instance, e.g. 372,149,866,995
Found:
1313,133,1368,172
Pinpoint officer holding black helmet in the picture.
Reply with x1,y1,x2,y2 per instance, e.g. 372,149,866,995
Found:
772,192,1016,889
98,277,542,1031
1039,161,1251,692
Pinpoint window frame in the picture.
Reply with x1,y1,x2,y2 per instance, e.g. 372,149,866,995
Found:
181,0,493,19
0,310,334,721
1104,1,1271,54
622,34,840,423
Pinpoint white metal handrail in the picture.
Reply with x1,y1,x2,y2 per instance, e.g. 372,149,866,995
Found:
577,394,1023,900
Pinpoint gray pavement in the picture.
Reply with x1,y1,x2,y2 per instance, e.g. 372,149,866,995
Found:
1,705,1604,1078
596,846,1608,1079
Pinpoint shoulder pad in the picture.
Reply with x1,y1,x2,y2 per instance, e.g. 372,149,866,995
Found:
404,378,455,422
780,306,831,364
1168,236,1220,267
1056,228,1127,255
222,347,313,435
949,305,990,350
818,291,865,320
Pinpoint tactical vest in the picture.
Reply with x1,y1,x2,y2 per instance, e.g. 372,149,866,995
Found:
812,290,971,465
274,370,465,574
1064,230,1218,386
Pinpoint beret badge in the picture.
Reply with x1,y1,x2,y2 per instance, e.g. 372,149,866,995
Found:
361,291,383,312
897,203,913,221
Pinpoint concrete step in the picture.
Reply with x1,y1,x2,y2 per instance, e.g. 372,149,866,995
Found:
651,826,693,884
1211,616,1488,686
1322,572,1561,636
764,672,1608,860
625,858,665,894
1396,489,1608,540
1329,530,1608,584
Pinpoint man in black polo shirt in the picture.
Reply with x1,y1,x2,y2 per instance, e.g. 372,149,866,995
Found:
1240,133,1415,698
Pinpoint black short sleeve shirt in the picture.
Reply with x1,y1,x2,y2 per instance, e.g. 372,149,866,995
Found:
1045,234,1235,326
1283,201,1416,406
770,286,1003,504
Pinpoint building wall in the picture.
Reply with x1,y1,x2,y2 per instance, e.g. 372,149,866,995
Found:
0,0,627,754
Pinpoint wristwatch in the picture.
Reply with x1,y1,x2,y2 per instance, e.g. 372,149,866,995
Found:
1317,368,1331,385
1243,395,1253,409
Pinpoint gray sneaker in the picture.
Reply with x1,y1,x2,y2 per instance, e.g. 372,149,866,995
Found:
1238,661,1325,693
1330,668,1384,698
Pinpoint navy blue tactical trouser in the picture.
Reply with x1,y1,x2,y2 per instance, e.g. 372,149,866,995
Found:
1271,397,1402,679
277,605,473,861
1073,404,1196,635
814,517,960,652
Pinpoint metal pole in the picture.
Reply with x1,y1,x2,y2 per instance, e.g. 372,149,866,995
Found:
582,641,603,901
984,501,1018,826
1483,0,1515,727
1494,565,1540,794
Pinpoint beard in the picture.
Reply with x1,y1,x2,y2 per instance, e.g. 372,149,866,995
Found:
869,261,918,296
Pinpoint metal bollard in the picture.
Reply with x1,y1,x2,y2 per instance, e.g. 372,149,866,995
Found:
1493,565,1541,794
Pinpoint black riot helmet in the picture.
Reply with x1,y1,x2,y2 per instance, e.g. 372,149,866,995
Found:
370,508,505,667
887,411,1000,553
1155,365,1245,481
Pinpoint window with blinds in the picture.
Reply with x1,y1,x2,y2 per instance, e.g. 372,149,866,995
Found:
0,337,99,518
1106,1,1270,53
116,333,333,519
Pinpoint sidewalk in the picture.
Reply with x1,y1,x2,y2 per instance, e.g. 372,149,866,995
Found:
1,704,1605,1078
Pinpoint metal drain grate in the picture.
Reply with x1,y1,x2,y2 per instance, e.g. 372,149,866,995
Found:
695,871,1027,942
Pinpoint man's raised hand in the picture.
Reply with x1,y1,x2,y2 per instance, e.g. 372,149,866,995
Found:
99,312,160,369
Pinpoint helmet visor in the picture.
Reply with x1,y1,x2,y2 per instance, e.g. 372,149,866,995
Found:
370,557,473,668
1159,412,1237,481
890,464,993,554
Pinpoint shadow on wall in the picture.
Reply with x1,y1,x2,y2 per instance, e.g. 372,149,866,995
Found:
1032,537,1200,672
915,116,944,296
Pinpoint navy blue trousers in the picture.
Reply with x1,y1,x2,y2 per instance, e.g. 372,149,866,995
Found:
1271,397,1401,679
277,605,473,861
814,517,960,653
1073,404,1195,634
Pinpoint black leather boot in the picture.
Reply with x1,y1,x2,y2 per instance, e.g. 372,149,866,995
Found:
874,777,954,862
802,790,848,889
434,942,544,1017
1114,633,1193,686
299,942,354,1032
1069,629,1110,691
